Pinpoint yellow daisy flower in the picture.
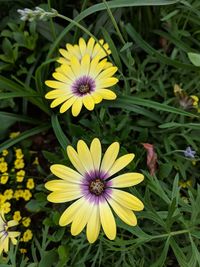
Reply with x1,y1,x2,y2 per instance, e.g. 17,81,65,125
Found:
0,210,20,255
45,56,118,116
57,37,111,65
45,138,144,243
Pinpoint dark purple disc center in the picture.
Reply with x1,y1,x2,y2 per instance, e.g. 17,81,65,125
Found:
72,75,95,96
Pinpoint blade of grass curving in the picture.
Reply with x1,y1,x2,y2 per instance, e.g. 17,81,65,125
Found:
159,122,200,129
105,95,198,117
51,114,70,150
0,112,41,125
0,92,40,99
125,24,199,71
47,0,179,59
0,124,50,152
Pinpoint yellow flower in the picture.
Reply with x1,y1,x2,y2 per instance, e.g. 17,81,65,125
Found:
16,170,25,182
22,217,31,227
179,179,192,188
0,210,20,255
57,37,111,65
0,194,6,205
13,211,22,222
22,229,33,242
4,189,13,200
1,202,11,214
32,156,39,165
45,138,144,243
191,95,199,107
14,159,25,169
23,190,32,201
0,173,9,184
15,148,24,159
9,132,20,139
14,189,24,200
2,150,8,157
0,162,8,173
19,248,27,254
26,178,35,189
0,157,5,162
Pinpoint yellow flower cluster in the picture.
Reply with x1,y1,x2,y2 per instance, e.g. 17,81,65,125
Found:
16,170,26,182
14,148,25,169
14,189,32,201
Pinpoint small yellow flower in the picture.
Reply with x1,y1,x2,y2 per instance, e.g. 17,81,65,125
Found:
4,189,13,200
0,210,20,255
23,190,32,201
2,150,8,156
1,202,11,214
0,162,8,173
26,178,35,189
16,170,25,182
191,95,199,107
9,132,20,139
13,211,21,222
14,190,24,200
22,217,31,227
19,248,27,254
32,156,39,165
0,157,5,163
0,173,9,184
22,229,33,242
179,179,192,188
14,159,25,169
0,194,6,205
15,148,24,159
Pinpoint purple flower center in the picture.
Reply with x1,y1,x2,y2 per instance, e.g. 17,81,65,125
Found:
72,76,95,96
89,178,105,196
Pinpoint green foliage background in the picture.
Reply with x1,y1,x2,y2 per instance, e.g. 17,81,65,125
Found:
0,0,200,266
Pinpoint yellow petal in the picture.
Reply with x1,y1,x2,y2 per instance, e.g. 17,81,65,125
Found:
98,89,116,100
7,220,18,228
52,72,71,84
57,57,69,65
107,198,137,226
45,89,70,99
71,199,93,236
59,48,70,60
91,92,102,104
50,95,73,108
50,164,83,183
86,204,100,243
47,190,82,203
79,38,87,56
66,43,80,58
89,60,107,79
110,173,144,188
90,138,102,171
83,94,95,111
86,37,95,56
8,231,20,239
77,140,94,173
59,197,85,226
70,56,81,77
100,142,119,174
61,64,76,81
60,97,76,113
99,200,116,240
108,154,135,177
97,67,118,80
112,189,144,211
98,77,119,88
72,98,83,117
80,54,90,76
67,146,86,175
45,80,67,89
45,180,81,191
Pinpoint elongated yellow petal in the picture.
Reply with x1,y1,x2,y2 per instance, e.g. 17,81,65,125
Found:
71,199,93,236
7,220,18,228
60,97,76,113
66,44,80,58
91,92,102,104
45,80,66,89
90,138,101,171
70,56,81,77
67,146,86,175
45,89,70,99
98,77,119,88
50,95,73,108
60,64,76,81
45,180,80,191
108,154,135,177
50,164,83,184
100,142,119,174
59,197,85,226
72,98,83,117
47,190,82,203
110,173,144,188
83,94,95,111
86,204,100,243
57,57,69,64
107,198,137,226
98,89,117,100
79,38,87,56
86,37,95,56
80,54,90,76
59,48,70,60
89,60,107,79
77,140,94,173
96,67,118,80
112,189,144,211
8,231,20,239
52,72,71,84
99,200,116,240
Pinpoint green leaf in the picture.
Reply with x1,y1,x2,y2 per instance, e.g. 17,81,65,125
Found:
151,237,170,267
188,52,200,66
170,237,188,267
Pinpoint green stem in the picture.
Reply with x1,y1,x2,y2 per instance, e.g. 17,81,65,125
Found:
48,0,57,40
102,0,126,45
152,229,190,240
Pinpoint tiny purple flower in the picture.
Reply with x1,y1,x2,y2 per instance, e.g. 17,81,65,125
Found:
183,146,196,158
